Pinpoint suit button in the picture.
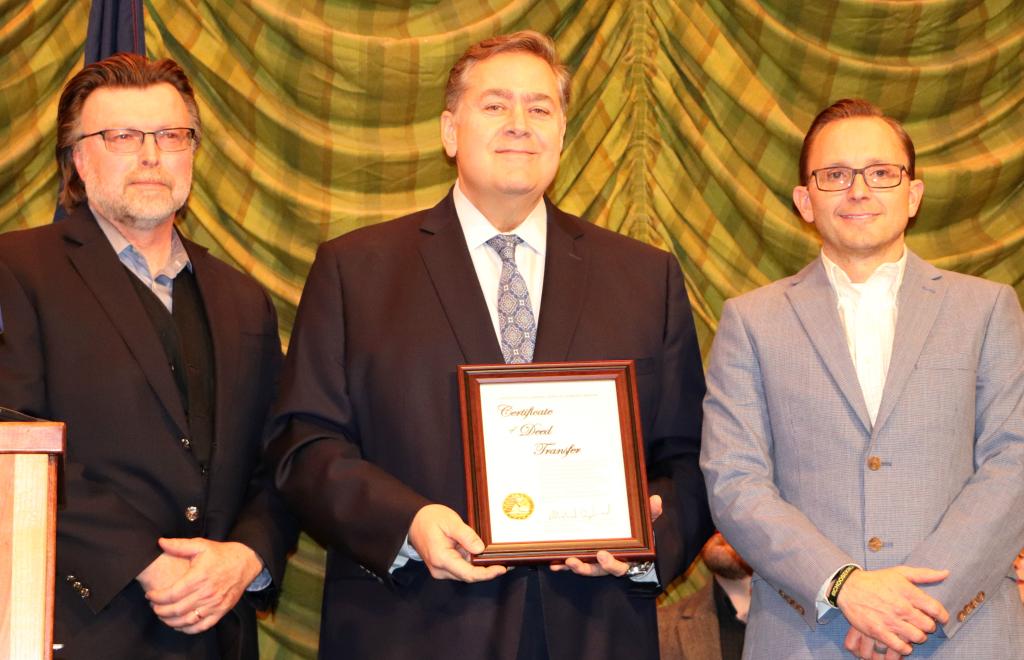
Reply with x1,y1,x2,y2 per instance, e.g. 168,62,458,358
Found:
80,587,90,599
868,537,883,552
977,591,985,603
180,438,191,450
867,456,882,470
957,610,966,622
185,506,199,522
65,575,77,583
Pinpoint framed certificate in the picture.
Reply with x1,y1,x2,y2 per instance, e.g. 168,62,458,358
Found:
458,360,655,565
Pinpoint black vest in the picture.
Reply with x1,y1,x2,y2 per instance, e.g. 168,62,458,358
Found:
127,267,216,467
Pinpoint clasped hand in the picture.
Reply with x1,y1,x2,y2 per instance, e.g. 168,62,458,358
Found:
408,496,662,582
136,537,264,634
838,565,949,659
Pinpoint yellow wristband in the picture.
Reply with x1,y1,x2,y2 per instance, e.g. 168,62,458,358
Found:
827,565,859,608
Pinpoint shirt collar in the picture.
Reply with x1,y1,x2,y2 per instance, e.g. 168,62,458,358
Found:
453,181,547,256
93,210,192,280
822,248,906,300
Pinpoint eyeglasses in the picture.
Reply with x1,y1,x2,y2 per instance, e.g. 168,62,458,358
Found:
77,128,195,153
810,164,908,192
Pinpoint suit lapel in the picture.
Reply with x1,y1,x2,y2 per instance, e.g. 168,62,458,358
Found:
418,192,504,365
533,201,587,362
62,208,188,435
188,241,237,447
872,252,946,433
785,258,872,433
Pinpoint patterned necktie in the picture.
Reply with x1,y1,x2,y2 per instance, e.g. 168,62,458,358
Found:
486,234,536,364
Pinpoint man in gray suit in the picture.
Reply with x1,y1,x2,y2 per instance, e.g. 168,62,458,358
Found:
700,98,1024,660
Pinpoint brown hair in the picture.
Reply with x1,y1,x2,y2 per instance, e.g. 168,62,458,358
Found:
798,98,915,185
444,30,571,114
56,53,201,211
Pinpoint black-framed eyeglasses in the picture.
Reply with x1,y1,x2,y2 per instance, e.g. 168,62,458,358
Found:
77,128,195,153
810,164,908,192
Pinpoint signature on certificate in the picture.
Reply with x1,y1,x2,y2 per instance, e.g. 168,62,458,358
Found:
547,502,612,522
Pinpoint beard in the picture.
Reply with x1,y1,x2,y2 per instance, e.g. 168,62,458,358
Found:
82,166,191,231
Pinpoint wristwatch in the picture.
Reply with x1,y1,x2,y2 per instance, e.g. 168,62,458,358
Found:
625,560,655,578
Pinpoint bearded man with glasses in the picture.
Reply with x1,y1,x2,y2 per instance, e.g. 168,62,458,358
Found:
0,54,295,659
700,98,1024,660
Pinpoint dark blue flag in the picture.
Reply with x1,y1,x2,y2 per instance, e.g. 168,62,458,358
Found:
85,0,146,64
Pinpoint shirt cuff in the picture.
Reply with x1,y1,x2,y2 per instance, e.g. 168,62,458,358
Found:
389,535,423,573
246,567,272,592
816,563,862,620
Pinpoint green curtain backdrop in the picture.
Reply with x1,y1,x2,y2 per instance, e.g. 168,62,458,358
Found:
1,1,1021,657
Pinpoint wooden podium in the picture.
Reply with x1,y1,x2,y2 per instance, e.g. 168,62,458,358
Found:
0,421,64,660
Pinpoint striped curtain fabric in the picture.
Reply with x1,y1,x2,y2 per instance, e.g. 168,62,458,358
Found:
1,1,1021,656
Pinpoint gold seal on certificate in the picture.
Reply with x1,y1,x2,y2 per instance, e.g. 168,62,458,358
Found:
502,493,535,520
458,361,656,566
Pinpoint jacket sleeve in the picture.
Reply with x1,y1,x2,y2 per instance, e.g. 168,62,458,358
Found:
225,286,299,602
902,284,1024,637
0,257,164,613
700,298,854,629
645,254,714,587
265,245,430,580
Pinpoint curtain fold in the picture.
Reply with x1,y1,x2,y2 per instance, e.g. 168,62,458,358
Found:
0,1,85,230
1,1,1020,656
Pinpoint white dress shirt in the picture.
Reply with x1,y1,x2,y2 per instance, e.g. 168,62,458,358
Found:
822,249,906,425
453,180,547,339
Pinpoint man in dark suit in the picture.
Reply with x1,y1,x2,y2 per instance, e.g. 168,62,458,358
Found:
268,30,711,660
0,54,294,659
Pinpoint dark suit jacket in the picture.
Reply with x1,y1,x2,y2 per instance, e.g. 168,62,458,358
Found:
0,207,295,660
268,192,712,660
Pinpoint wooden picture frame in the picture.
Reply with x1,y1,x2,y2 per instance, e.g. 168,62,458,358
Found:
458,360,654,565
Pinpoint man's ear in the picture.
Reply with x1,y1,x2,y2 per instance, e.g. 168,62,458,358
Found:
440,110,457,158
71,144,84,177
792,185,815,225
907,178,925,218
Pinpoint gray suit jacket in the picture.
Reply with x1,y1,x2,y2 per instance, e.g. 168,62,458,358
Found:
700,251,1024,658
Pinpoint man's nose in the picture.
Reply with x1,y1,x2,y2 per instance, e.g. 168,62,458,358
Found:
846,171,871,198
505,104,529,135
138,133,161,164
